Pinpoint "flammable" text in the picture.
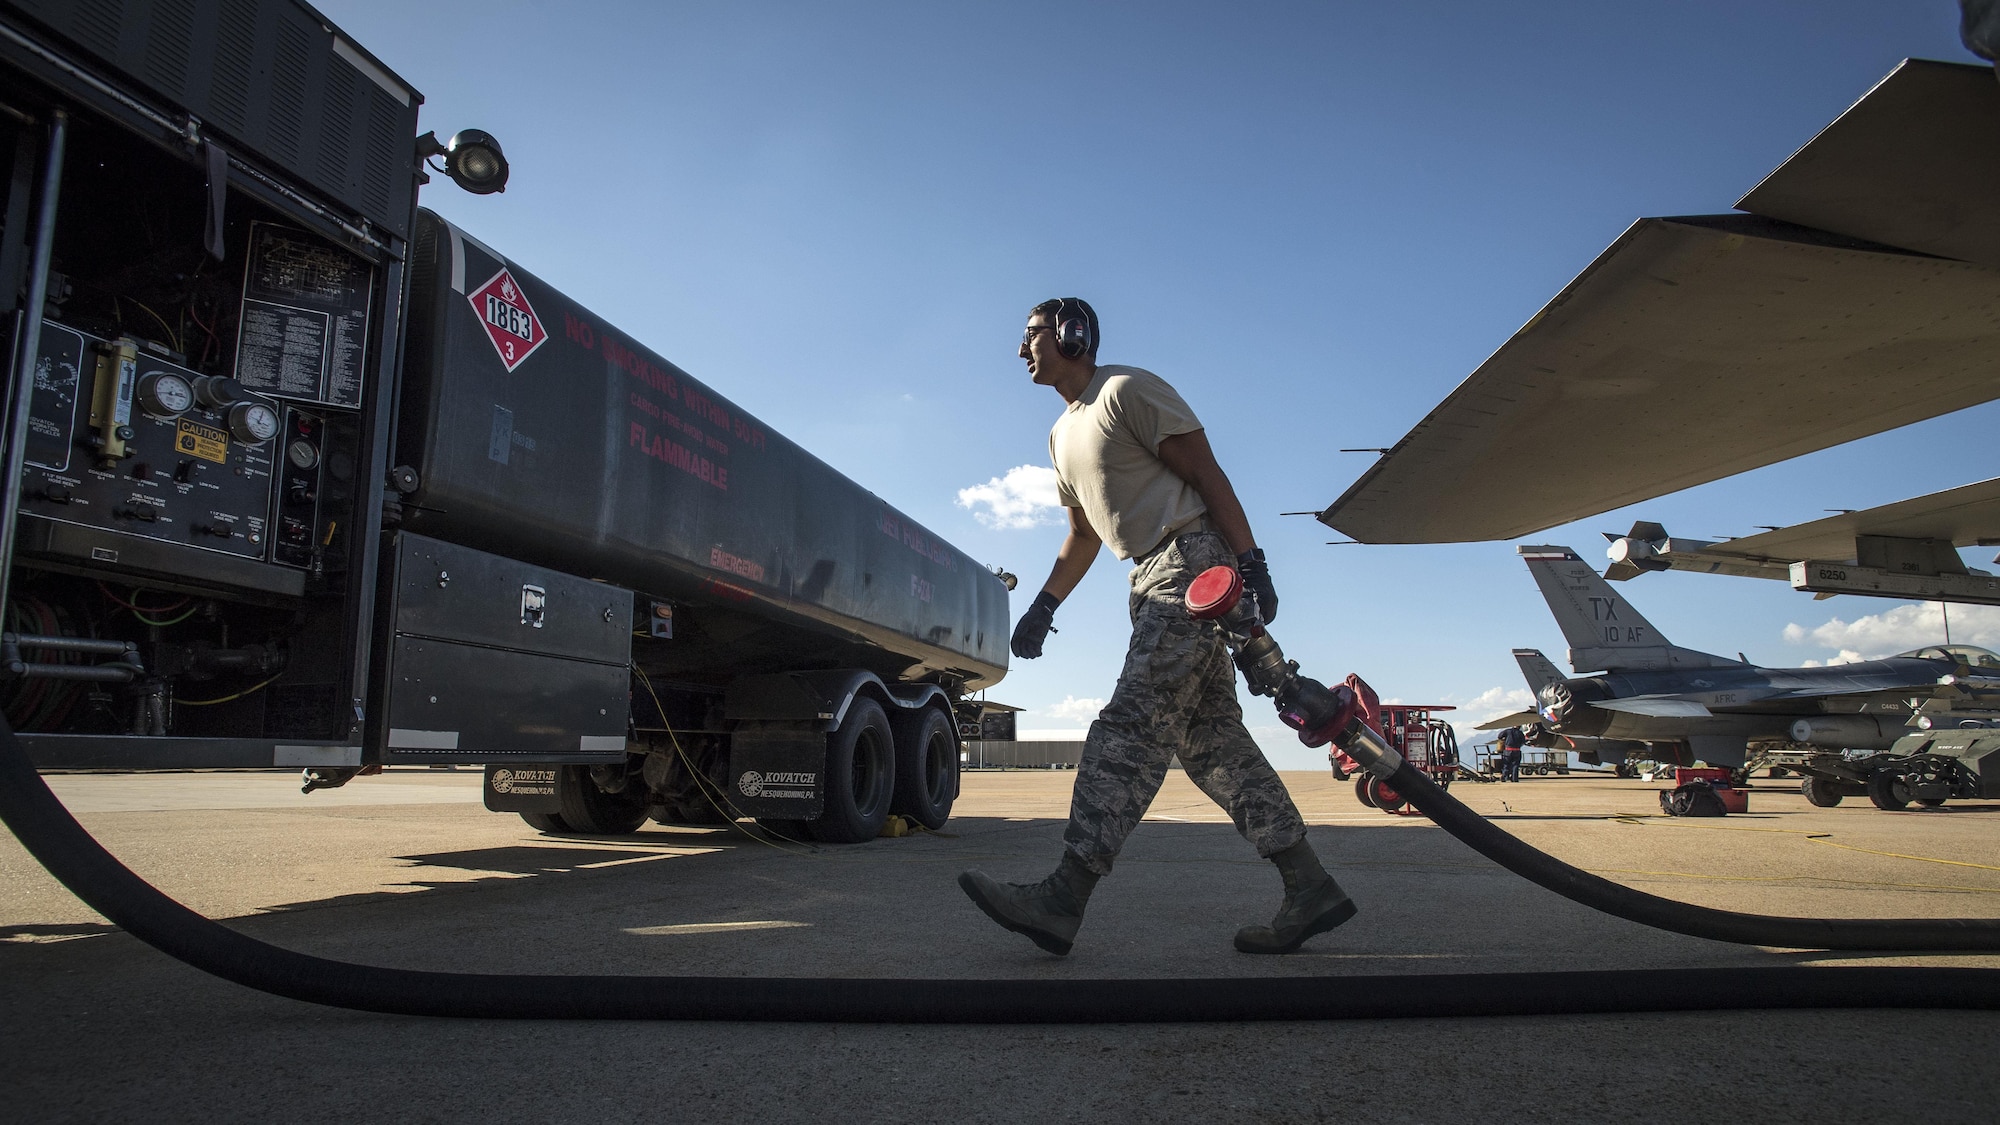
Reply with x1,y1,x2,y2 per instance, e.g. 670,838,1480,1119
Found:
630,422,728,491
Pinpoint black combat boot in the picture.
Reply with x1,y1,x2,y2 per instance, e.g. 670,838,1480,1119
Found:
958,852,1100,956
1234,837,1357,954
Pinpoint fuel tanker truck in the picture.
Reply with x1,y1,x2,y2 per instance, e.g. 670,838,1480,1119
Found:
0,0,1009,842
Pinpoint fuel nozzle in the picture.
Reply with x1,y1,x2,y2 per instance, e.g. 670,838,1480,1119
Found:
1184,564,1403,776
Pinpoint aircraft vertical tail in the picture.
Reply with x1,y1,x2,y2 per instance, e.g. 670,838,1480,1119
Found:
1512,648,1565,691
1518,546,1736,672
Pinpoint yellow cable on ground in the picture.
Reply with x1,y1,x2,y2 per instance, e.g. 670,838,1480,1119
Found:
1604,810,2000,874
631,666,817,857
1804,837,2000,874
1596,866,2000,896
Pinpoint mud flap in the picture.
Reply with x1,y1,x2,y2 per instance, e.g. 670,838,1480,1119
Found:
728,723,826,820
483,764,561,812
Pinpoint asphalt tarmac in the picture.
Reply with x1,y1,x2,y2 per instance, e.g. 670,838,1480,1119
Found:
4,767,1997,1123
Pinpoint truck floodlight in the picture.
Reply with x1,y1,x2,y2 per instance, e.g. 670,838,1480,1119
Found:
415,129,510,195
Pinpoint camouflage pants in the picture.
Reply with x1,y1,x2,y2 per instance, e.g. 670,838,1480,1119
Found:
1063,531,1308,876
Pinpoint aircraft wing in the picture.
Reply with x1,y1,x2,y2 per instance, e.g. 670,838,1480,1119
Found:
1738,60,2000,269
1758,663,2000,702
1475,711,1541,731
1590,697,1715,719
1702,479,2000,562
1320,59,2000,545
1776,680,1928,696
1615,478,2000,572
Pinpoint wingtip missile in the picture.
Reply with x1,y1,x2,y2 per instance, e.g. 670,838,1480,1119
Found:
1604,534,1670,580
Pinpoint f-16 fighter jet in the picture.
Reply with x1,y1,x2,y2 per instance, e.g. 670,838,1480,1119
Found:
1481,546,2000,768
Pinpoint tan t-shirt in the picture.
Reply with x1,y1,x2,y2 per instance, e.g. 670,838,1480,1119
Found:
1049,364,1206,561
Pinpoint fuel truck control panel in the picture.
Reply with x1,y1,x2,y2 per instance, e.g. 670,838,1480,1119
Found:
18,323,288,567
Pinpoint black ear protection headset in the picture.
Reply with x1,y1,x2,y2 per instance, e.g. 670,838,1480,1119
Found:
1053,297,1097,360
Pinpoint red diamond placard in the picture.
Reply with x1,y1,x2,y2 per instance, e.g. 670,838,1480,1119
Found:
466,266,546,372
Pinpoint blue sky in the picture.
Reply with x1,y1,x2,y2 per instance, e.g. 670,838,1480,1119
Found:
327,1,1995,768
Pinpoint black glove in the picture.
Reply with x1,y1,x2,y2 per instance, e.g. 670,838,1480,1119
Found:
1237,548,1278,625
1011,591,1062,659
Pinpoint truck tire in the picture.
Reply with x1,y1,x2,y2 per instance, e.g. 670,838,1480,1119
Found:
520,811,571,833
1801,777,1843,808
808,698,894,843
557,765,650,834
890,706,957,830
1865,770,1912,811
1354,775,1376,808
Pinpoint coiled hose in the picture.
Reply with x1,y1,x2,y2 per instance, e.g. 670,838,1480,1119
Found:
2,717,1997,1021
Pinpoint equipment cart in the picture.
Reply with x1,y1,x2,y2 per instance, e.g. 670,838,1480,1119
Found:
1331,704,1457,816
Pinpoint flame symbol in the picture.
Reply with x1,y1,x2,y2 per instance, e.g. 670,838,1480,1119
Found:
500,276,517,301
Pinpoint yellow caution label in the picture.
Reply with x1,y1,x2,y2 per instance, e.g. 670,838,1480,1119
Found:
175,419,229,464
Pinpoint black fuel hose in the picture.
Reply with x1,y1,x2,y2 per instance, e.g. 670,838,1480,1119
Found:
3,719,1998,1021
1370,755,2000,950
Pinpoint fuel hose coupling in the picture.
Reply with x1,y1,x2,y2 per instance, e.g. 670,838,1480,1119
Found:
1183,565,1403,779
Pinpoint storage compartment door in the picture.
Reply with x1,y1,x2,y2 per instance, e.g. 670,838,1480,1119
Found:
382,636,629,764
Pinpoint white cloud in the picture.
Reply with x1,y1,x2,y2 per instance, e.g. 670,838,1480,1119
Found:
1783,602,2000,661
956,465,1062,530
1042,695,1105,725
1456,685,1534,720
1446,686,1535,744
1799,650,1867,668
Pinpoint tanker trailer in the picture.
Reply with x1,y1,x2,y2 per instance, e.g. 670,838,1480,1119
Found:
386,210,1010,841
0,1,1003,845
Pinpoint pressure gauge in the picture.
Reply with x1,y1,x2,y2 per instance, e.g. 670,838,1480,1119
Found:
227,401,281,444
135,371,194,418
286,439,320,470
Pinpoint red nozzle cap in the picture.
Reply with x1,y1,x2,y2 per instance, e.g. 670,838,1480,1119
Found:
1185,565,1243,620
